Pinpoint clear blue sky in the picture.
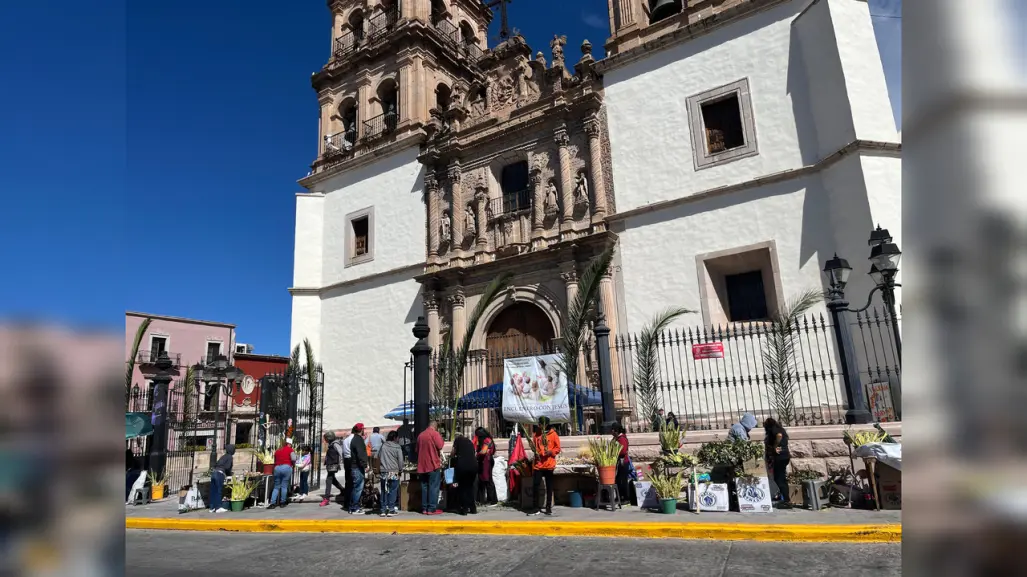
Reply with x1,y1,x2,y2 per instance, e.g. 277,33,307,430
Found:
0,0,900,355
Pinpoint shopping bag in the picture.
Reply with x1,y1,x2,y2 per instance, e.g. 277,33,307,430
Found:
444,467,455,485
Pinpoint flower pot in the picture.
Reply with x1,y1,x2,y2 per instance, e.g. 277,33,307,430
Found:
659,498,677,515
230,500,245,512
151,485,165,501
261,463,274,476
597,465,616,485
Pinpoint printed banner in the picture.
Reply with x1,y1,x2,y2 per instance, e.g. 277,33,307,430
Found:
501,354,570,424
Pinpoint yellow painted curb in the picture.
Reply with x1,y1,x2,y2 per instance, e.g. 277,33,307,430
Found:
126,518,900,543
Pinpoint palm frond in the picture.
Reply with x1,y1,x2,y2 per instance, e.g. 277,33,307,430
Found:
288,343,302,379
302,338,321,432
183,364,197,418
125,317,153,404
634,307,694,426
762,288,823,425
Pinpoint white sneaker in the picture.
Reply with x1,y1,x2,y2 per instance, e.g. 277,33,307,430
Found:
209,509,216,513
215,508,228,513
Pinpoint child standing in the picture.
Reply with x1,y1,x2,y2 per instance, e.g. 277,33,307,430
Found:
297,446,312,499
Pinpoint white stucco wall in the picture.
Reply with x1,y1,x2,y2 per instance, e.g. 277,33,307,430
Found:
290,146,427,431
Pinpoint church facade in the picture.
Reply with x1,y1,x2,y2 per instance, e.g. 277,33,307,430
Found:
290,0,900,431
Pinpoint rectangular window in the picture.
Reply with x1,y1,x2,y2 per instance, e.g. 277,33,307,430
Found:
206,342,221,364
500,160,531,213
701,95,745,153
724,270,769,322
149,336,167,362
352,217,369,257
345,207,375,267
235,422,253,445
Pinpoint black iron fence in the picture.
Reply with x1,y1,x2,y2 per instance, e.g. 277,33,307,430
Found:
408,306,900,437
488,190,532,219
135,350,182,367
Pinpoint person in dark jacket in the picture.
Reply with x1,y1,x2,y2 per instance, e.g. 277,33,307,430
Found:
209,444,235,513
763,418,791,505
452,433,478,515
474,427,498,506
348,423,369,513
320,431,345,507
378,431,405,517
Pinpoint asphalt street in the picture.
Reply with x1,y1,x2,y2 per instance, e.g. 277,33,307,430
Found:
127,530,901,577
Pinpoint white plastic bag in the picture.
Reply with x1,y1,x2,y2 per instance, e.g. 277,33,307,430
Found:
493,455,508,502
854,442,902,471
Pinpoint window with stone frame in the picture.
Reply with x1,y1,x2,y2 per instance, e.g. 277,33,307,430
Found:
149,336,167,362
724,270,770,322
687,78,758,170
696,241,783,326
345,207,375,267
499,160,531,214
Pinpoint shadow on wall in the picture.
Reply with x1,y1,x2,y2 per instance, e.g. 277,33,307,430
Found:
318,145,422,192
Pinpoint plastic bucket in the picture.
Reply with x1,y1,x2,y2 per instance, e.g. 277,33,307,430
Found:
230,500,245,512
568,491,583,508
598,466,616,485
150,485,165,501
261,463,275,476
660,498,677,514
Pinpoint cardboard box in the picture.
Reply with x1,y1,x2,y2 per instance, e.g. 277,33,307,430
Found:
633,481,660,509
875,462,901,510
688,483,730,512
734,477,773,513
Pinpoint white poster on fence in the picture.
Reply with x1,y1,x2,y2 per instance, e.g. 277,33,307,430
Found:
501,354,570,424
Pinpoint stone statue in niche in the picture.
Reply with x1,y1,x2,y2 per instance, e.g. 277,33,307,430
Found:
544,179,559,215
515,58,539,103
574,171,590,209
536,51,546,67
469,90,487,118
465,204,477,238
440,210,452,244
550,35,567,69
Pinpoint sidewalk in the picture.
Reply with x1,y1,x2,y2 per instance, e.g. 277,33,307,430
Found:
126,498,900,542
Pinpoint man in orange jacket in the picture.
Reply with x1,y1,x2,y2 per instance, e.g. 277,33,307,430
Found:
529,416,561,516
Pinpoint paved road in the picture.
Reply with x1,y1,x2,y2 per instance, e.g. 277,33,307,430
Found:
127,531,900,577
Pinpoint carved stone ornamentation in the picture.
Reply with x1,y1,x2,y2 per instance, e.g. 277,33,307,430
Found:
574,171,590,209
464,204,477,239
440,210,452,244
530,151,549,174
536,51,546,67
423,290,440,312
560,269,578,284
550,34,567,69
544,180,560,215
515,57,540,104
448,290,465,308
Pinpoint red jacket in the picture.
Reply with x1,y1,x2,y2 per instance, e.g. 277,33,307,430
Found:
614,434,629,460
274,445,295,467
417,428,444,474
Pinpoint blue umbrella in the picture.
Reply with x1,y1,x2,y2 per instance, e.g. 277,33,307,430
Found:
383,401,451,422
456,382,603,411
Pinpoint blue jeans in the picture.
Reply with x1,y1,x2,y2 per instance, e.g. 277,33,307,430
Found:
209,471,226,510
380,477,399,514
271,465,292,505
299,471,309,495
421,471,441,513
349,467,365,512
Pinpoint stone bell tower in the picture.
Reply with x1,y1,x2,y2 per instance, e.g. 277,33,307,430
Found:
306,0,495,177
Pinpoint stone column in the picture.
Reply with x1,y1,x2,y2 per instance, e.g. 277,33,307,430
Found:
330,1,345,49
584,114,607,225
424,289,441,350
474,189,488,251
598,269,625,406
447,160,463,247
555,125,573,226
530,161,544,240
449,288,466,347
425,171,440,262
399,62,413,123
357,77,373,139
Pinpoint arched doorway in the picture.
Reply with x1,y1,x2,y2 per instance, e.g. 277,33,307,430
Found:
484,302,556,436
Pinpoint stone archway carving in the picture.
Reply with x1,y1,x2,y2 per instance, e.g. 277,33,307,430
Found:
470,285,562,351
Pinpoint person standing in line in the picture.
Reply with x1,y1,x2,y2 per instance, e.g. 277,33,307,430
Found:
340,426,355,510
269,439,296,510
728,413,758,441
651,408,666,432
763,417,791,506
528,416,561,516
417,420,445,515
209,444,235,513
378,431,404,517
452,433,478,516
397,419,414,461
368,426,385,476
612,424,631,505
320,432,345,507
475,428,498,506
665,412,680,431
296,446,312,500
348,423,368,514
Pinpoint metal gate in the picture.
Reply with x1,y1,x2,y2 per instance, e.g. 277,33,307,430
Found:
259,366,325,491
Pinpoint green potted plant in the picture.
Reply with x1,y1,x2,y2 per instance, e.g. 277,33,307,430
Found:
696,438,765,482
147,470,167,501
586,437,621,485
227,475,259,511
256,449,275,475
649,471,683,514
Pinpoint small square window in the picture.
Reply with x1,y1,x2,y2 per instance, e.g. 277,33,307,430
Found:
724,270,769,322
345,207,375,267
206,342,221,364
687,78,758,170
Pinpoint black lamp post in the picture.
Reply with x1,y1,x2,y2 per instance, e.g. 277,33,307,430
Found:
867,227,902,362
192,354,244,468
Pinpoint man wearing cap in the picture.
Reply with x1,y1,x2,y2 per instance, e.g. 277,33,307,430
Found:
348,423,369,514
269,438,297,509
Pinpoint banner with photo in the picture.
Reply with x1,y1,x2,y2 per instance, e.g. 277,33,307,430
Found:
501,354,570,424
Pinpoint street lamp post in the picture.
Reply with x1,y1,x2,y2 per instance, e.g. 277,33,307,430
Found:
192,354,244,469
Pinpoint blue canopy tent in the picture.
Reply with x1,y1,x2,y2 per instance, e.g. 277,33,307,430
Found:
383,400,452,422
125,412,153,440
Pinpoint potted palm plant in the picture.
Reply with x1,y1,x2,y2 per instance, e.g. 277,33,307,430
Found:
147,470,167,501
227,475,259,511
649,471,683,514
587,437,621,485
256,449,275,476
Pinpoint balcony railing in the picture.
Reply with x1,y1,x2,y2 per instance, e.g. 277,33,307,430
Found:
135,350,182,368
324,129,357,157
431,19,485,63
489,190,532,220
363,111,399,140
367,8,399,45
334,29,364,58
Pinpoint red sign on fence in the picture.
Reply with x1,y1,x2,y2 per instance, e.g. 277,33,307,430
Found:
692,342,725,360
